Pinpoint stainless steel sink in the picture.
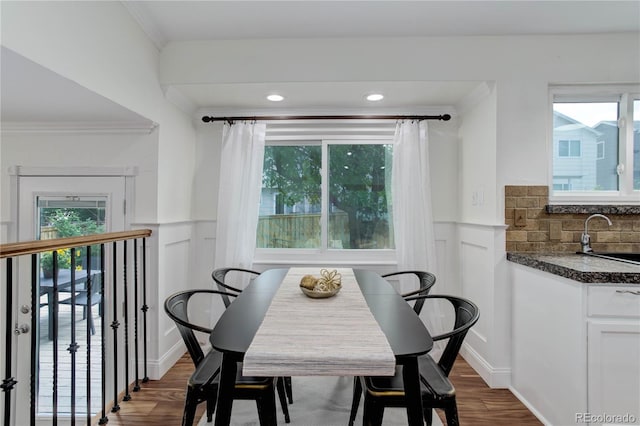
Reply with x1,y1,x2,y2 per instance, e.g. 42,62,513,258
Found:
580,252,640,265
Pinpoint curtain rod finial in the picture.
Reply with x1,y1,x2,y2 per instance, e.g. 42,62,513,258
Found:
441,114,451,121
202,116,212,123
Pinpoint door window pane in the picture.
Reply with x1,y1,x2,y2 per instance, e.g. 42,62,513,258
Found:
36,197,106,416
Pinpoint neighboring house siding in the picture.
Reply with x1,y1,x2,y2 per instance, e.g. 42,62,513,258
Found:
553,112,601,190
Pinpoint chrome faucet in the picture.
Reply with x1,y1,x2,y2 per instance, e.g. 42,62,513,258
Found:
581,214,612,253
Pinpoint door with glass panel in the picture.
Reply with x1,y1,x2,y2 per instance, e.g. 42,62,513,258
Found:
15,176,125,425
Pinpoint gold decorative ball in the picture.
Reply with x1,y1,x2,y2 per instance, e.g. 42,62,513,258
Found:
299,275,318,290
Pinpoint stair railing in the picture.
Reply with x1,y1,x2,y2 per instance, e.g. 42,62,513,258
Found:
0,229,151,426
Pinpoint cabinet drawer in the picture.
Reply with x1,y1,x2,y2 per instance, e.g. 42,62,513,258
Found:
588,286,640,318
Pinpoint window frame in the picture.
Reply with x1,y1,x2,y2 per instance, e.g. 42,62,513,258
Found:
255,135,397,266
548,85,640,205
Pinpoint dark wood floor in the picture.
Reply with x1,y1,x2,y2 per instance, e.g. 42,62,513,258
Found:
102,354,541,425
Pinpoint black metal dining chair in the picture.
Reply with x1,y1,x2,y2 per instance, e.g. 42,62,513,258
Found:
211,267,260,308
59,272,102,335
348,294,479,426
164,289,290,425
212,267,294,404
382,270,436,314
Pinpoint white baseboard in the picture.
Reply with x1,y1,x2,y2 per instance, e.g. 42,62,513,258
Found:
509,385,551,425
459,343,511,389
148,340,187,380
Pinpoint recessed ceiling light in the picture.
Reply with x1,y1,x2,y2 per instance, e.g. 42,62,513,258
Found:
366,93,384,102
267,94,284,102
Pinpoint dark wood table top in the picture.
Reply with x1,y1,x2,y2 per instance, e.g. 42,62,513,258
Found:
210,268,433,362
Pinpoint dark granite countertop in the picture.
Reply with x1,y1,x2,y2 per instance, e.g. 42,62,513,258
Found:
507,252,640,284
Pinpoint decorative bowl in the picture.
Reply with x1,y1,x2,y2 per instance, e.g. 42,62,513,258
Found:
299,269,342,298
300,286,341,299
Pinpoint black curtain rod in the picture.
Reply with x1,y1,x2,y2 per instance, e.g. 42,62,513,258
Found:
201,114,451,123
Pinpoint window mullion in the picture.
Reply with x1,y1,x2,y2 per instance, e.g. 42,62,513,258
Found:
618,94,634,195
320,140,329,250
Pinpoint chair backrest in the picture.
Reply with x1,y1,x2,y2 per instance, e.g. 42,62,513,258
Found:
211,267,260,308
382,270,436,314
164,289,237,367
405,294,479,376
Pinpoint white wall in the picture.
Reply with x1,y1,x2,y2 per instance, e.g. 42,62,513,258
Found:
0,131,159,223
1,1,196,223
163,33,640,224
458,83,498,225
1,1,198,380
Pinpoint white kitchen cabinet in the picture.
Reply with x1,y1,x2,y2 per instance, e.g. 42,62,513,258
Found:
511,264,640,426
587,286,640,426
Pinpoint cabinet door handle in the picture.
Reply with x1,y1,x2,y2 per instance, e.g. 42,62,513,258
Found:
616,290,640,295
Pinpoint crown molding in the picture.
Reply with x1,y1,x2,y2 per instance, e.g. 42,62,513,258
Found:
1,121,158,134
456,81,495,115
121,1,166,50
8,165,139,177
163,86,198,117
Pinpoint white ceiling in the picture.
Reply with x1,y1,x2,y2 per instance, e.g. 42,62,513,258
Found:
125,0,640,48
2,1,639,124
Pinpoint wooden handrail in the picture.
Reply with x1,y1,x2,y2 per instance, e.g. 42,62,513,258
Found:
0,229,152,259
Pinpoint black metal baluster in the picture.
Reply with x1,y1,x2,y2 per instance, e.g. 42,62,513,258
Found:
30,254,37,426
68,249,78,426
110,242,120,413
122,240,131,402
52,251,59,426
85,246,92,426
133,239,140,392
99,244,108,425
1,258,17,426
141,238,149,383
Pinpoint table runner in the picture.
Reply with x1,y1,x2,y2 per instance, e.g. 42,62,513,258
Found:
243,267,396,377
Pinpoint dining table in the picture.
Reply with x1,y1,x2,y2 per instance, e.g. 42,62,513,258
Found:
209,267,434,426
39,269,94,340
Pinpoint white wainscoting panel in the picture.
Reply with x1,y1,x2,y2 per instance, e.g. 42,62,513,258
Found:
458,223,511,388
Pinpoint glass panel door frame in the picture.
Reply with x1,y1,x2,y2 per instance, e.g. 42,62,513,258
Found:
11,170,131,425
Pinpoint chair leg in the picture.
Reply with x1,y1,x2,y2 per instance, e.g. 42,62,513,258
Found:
363,396,384,426
348,377,362,426
87,306,96,335
284,376,293,403
276,377,291,423
256,387,278,426
423,406,433,425
443,398,460,426
182,386,198,426
206,393,217,422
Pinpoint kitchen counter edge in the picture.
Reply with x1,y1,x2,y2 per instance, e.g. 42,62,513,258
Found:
506,252,640,284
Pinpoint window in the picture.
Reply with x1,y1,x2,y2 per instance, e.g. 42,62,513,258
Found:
257,140,394,251
558,139,581,157
597,141,605,160
551,86,639,202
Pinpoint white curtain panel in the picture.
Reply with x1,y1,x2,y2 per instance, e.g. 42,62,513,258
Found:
214,121,266,276
391,120,445,357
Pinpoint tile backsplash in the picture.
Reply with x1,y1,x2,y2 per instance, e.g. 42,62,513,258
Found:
505,185,640,253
